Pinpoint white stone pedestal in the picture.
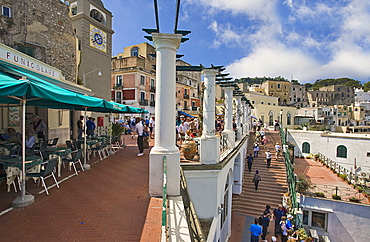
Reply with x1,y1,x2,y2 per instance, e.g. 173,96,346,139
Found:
199,137,220,165
222,130,235,149
149,147,180,197
236,127,242,141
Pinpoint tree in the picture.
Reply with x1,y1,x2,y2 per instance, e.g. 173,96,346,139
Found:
343,80,362,89
291,79,300,85
364,81,370,92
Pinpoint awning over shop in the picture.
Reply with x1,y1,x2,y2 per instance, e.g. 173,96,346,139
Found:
0,67,147,114
178,111,194,118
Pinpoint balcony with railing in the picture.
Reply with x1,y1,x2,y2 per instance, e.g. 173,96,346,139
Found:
184,94,189,99
183,106,189,110
150,86,156,93
191,106,198,112
150,100,155,107
139,99,148,106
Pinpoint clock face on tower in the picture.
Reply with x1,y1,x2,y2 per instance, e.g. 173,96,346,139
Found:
90,24,107,52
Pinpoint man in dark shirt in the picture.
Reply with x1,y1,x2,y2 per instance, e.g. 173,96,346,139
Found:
86,117,96,138
77,115,84,139
261,210,270,241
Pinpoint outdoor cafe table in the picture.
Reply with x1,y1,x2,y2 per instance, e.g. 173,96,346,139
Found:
0,142,18,155
43,147,71,177
0,155,43,191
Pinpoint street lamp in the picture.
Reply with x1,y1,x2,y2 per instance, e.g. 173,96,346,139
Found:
280,109,283,126
82,69,102,85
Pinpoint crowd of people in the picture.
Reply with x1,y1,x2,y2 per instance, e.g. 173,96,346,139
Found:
249,204,313,242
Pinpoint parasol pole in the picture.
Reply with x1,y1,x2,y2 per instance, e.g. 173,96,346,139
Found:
83,107,91,170
12,97,34,207
21,99,26,198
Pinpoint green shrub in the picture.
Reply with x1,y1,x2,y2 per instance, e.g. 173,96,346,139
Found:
332,194,341,200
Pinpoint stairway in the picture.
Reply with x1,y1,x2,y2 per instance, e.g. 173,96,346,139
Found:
232,130,288,218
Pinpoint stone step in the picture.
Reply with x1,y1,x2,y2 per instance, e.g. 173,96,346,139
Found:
232,132,287,219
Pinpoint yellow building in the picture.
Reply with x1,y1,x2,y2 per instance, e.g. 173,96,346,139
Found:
251,104,297,129
261,80,291,106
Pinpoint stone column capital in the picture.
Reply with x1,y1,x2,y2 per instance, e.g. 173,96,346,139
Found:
202,68,218,76
152,33,182,50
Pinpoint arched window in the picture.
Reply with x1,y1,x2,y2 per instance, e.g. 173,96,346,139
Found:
268,111,274,126
71,5,77,15
302,142,310,153
90,9,105,24
337,145,347,158
286,112,291,125
131,47,138,56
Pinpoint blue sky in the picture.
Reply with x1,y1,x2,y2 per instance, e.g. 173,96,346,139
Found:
104,0,370,84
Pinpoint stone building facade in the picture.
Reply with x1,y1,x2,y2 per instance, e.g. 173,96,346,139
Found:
0,0,77,82
261,80,291,106
111,42,202,117
111,42,157,115
306,85,354,107
290,84,308,107
175,59,201,116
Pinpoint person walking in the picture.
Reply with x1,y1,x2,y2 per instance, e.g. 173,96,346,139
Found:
135,117,144,156
77,115,84,139
275,143,281,160
249,218,262,242
252,170,261,191
262,136,268,149
265,149,272,168
247,154,254,173
261,210,270,241
253,142,260,158
149,116,155,138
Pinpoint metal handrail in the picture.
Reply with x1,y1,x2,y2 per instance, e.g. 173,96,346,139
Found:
180,167,205,241
279,127,303,228
162,156,168,241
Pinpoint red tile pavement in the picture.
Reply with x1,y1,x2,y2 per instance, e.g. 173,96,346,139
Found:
0,136,162,241
295,157,369,204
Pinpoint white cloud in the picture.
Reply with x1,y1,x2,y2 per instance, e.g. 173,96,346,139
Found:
226,46,320,82
184,0,279,22
207,21,245,48
320,50,370,80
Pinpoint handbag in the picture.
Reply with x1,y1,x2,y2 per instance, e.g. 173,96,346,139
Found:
143,138,149,149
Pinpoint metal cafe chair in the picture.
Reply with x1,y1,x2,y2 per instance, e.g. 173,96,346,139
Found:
62,149,84,176
26,158,59,195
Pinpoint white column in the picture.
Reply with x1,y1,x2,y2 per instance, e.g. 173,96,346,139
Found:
222,87,235,149
149,33,182,196
235,96,242,140
241,100,246,133
199,69,220,164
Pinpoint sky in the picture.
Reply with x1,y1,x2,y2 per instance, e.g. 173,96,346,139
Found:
104,0,370,84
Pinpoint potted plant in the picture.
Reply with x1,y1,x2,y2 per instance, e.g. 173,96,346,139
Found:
356,186,363,193
349,197,361,203
296,175,312,194
314,154,320,161
339,174,347,181
332,194,341,200
315,192,325,198
112,122,125,136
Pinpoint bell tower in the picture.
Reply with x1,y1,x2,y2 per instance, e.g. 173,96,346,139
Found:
69,0,114,100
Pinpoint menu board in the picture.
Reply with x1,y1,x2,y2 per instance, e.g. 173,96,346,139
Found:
8,107,20,126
